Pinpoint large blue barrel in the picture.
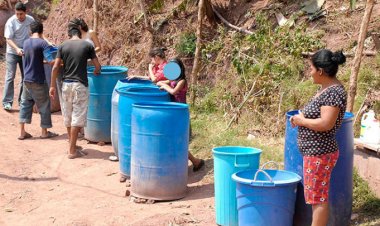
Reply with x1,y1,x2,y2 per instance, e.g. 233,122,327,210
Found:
117,87,170,177
111,78,154,157
85,66,128,142
232,169,301,226
284,110,354,226
131,102,189,200
213,146,262,226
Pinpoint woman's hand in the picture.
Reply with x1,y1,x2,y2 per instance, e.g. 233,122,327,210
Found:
290,112,305,128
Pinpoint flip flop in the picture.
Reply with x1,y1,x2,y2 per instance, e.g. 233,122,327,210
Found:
109,155,118,162
193,159,205,172
40,131,59,139
67,150,86,159
18,132,33,140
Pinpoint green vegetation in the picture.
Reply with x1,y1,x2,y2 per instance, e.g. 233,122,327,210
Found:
149,0,165,13
176,32,197,56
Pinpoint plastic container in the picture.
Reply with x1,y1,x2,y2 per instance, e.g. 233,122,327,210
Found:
232,169,301,226
213,146,262,226
284,110,354,226
360,110,376,139
363,120,380,144
130,102,189,200
117,86,170,177
111,78,154,157
85,66,128,142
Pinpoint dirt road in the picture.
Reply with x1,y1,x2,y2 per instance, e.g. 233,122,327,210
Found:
0,61,215,226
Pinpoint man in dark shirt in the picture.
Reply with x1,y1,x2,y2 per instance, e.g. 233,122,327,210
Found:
50,26,101,159
18,21,58,140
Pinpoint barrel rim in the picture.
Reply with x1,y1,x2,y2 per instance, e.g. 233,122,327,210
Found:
87,65,128,74
286,110,354,122
232,169,302,186
133,101,189,109
212,146,262,156
116,86,165,96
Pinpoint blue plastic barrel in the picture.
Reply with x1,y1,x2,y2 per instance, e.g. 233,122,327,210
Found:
284,110,354,226
213,146,262,226
131,102,190,200
232,169,302,226
111,78,154,157
117,87,170,177
85,66,128,142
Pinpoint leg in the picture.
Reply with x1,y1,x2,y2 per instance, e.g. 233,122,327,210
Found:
32,83,53,137
2,54,20,107
19,82,34,137
189,152,205,172
311,203,329,226
69,126,81,155
61,83,73,140
67,127,71,142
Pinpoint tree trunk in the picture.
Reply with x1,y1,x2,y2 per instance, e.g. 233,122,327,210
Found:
347,0,375,112
93,0,99,33
190,0,205,105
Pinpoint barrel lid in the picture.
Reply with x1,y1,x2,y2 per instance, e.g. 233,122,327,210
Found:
212,146,262,156
87,65,128,74
232,169,301,187
116,86,167,96
132,101,189,109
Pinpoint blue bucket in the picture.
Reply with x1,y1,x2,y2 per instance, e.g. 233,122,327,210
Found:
213,146,262,226
43,46,58,62
232,169,302,226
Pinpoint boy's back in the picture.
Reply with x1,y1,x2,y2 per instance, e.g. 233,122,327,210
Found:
58,39,96,87
23,38,49,84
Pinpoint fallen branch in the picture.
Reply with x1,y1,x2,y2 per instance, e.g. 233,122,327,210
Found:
226,80,258,130
302,51,377,58
212,8,254,35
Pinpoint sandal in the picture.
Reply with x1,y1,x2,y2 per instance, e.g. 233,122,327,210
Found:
67,151,86,159
40,131,58,139
109,155,118,162
193,159,205,172
18,132,33,140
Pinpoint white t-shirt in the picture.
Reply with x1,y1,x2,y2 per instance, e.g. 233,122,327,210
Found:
4,14,35,55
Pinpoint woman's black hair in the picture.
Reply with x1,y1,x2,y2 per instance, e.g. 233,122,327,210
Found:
311,49,346,77
171,58,186,81
149,47,167,59
68,18,89,32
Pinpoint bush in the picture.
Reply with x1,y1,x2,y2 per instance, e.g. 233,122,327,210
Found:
176,32,197,56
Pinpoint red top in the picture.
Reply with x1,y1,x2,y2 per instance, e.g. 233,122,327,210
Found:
170,80,188,103
152,61,168,82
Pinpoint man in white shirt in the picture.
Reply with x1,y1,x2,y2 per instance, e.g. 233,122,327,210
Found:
2,2,34,110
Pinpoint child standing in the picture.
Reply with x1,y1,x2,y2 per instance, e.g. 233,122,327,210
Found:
158,58,205,172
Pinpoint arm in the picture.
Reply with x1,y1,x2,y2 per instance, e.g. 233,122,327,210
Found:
49,58,62,99
158,80,186,95
6,39,23,56
156,80,170,86
91,57,101,75
148,64,157,82
90,30,102,52
291,106,340,132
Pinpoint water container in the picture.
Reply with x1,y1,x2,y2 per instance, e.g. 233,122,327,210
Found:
131,102,189,200
361,110,376,139
117,87,170,177
232,169,301,226
111,78,154,157
213,146,262,226
363,119,380,144
43,46,58,62
284,110,354,226
85,66,128,142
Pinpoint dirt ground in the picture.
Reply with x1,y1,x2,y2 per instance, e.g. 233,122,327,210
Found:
0,60,215,226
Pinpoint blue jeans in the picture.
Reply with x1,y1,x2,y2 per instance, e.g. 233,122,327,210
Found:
2,53,24,106
19,82,52,128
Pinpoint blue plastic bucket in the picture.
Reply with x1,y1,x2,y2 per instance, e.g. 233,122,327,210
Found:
85,66,128,142
117,87,170,177
213,146,262,226
232,169,302,226
43,46,58,62
111,78,154,157
131,101,189,200
284,110,354,226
